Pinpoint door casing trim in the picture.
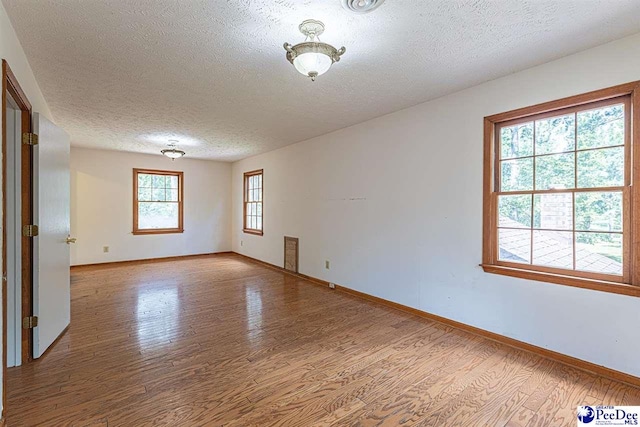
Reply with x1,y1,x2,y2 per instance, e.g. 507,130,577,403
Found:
2,59,35,421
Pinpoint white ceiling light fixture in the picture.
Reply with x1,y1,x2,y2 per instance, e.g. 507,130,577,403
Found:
283,20,346,82
161,140,186,160
341,0,386,14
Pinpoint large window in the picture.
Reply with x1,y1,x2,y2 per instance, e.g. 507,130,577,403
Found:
133,169,183,235
483,82,640,297
243,169,263,235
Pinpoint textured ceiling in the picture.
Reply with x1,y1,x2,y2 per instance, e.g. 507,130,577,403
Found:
4,0,640,161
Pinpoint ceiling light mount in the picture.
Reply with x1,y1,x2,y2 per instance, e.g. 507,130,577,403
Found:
284,19,346,81
341,0,386,14
161,139,186,160
299,19,325,39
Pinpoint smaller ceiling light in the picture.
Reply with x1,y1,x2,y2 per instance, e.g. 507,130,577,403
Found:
341,0,386,13
161,140,186,160
284,19,346,81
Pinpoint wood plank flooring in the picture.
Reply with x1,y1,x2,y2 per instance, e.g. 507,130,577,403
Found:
5,253,640,426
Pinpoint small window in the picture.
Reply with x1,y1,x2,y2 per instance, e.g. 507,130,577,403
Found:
483,82,640,298
133,169,183,235
243,169,263,235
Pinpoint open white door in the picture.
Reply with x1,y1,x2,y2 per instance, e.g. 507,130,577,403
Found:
32,113,71,358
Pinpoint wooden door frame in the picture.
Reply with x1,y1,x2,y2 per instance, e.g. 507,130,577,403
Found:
2,61,34,390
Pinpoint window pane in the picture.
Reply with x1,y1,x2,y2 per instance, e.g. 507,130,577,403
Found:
501,123,533,159
501,158,533,192
532,230,573,270
152,175,165,188
167,175,179,189
167,189,179,202
152,188,166,202
138,202,179,229
257,202,262,216
577,146,624,188
533,193,572,230
535,153,574,190
498,228,531,264
577,104,624,150
251,216,257,229
245,215,251,227
138,173,153,187
138,188,152,202
576,232,622,275
256,188,262,202
498,194,531,228
247,187,254,202
258,174,262,187
257,216,262,230
575,191,622,232
535,114,575,155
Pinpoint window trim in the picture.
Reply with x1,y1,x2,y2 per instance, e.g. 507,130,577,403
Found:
243,169,264,236
482,81,640,298
133,168,184,235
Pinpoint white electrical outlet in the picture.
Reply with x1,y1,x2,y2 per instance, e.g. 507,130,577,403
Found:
325,260,330,269
329,283,336,289
103,246,109,253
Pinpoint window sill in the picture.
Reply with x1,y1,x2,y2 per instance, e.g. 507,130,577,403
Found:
481,264,640,298
243,229,263,236
133,229,184,235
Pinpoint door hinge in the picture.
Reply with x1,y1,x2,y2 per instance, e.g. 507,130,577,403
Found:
23,224,39,237
23,316,38,329
22,132,39,146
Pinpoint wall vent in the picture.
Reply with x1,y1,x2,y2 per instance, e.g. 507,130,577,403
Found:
341,0,386,14
284,236,299,273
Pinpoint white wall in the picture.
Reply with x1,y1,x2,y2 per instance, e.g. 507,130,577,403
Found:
232,32,640,377
1,1,54,416
71,147,231,265
0,5,53,122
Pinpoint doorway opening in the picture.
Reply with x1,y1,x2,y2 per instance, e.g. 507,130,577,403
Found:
2,60,34,370
6,90,22,368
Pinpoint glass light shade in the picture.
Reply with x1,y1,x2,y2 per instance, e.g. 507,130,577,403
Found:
293,52,333,78
284,20,345,81
161,149,185,159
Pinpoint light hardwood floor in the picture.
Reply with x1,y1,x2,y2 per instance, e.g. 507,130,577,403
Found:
6,253,640,426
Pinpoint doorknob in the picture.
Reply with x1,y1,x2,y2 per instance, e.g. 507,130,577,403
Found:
66,236,77,244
